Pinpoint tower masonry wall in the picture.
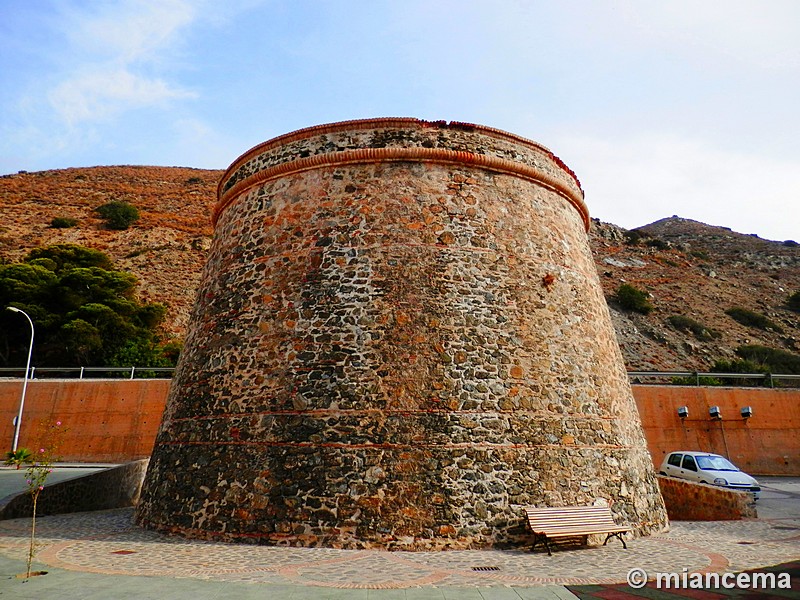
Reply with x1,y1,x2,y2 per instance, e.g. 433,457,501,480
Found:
136,118,668,549
1,381,796,473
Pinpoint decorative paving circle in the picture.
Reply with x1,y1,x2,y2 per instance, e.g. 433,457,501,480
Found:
0,509,798,588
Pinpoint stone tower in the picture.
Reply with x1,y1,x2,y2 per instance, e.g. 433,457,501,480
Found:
136,118,668,549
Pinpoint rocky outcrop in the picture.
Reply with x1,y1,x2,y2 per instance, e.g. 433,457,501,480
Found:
590,217,799,372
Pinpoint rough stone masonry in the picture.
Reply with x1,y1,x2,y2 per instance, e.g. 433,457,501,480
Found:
136,118,669,549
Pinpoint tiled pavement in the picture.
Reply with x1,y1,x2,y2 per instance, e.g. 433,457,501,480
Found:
0,506,798,599
568,560,800,599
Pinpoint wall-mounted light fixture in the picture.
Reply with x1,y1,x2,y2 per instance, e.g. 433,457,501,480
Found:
677,406,689,419
740,406,753,419
709,406,722,420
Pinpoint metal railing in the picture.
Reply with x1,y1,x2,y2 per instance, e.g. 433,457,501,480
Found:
1,366,798,387
628,371,800,387
0,366,175,380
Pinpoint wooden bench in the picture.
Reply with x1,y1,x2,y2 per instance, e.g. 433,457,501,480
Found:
524,505,631,555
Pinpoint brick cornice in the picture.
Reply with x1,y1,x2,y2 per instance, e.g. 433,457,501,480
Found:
214,145,589,230
217,117,581,191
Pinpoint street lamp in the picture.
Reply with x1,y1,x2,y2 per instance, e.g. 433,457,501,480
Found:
6,307,34,452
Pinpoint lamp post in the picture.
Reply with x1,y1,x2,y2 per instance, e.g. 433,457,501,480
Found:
6,307,34,452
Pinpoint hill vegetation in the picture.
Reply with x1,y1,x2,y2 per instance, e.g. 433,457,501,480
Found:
0,244,179,369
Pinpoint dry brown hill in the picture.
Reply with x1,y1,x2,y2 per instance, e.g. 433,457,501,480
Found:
590,218,799,372
0,166,218,336
2,166,798,372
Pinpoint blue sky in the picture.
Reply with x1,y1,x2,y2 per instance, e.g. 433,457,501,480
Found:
2,0,798,241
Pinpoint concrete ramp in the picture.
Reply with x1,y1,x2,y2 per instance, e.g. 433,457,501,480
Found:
0,459,148,519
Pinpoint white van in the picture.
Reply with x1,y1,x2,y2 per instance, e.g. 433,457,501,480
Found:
659,451,761,500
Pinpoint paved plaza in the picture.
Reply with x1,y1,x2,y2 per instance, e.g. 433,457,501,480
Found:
0,474,797,598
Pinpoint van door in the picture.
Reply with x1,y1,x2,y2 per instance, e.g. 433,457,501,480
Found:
680,454,701,482
665,452,683,476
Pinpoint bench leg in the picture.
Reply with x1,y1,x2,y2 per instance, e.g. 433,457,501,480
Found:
603,532,627,549
531,534,553,556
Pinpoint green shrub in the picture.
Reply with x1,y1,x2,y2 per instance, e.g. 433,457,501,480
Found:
615,284,653,314
49,216,78,229
623,230,646,245
0,244,176,368
28,244,112,271
725,307,783,333
706,346,800,387
666,315,718,341
4,448,32,468
709,358,770,386
670,375,723,386
622,229,668,249
712,358,767,374
95,201,140,230
645,238,669,250
788,291,800,313
185,176,203,185
736,345,800,374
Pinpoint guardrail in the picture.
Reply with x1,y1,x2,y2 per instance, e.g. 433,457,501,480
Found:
628,371,800,387
1,367,798,387
0,366,175,379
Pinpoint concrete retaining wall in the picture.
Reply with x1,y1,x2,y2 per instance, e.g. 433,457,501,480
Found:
635,386,800,475
0,379,168,463
656,475,757,521
0,459,149,519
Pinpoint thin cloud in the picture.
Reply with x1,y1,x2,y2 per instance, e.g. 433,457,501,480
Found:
51,0,198,125
49,68,196,126
558,132,800,241
63,0,197,63
0,1,254,173
613,0,800,71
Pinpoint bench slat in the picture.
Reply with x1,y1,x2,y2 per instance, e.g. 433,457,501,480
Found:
527,518,625,525
532,522,621,528
528,516,619,522
524,505,630,555
531,527,630,536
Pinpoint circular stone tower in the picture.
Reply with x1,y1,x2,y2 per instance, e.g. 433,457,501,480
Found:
136,118,668,549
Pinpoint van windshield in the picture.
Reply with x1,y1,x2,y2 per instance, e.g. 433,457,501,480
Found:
696,455,738,471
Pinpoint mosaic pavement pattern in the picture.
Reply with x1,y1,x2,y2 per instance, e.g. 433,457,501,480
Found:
0,509,798,589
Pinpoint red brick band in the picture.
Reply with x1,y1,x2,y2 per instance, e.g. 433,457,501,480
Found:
217,118,579,191
156,440,629,450
213,146,590,230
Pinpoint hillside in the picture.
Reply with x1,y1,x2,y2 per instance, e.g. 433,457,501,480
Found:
1,166,798,372
0,166,217,337
590,218,798,372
